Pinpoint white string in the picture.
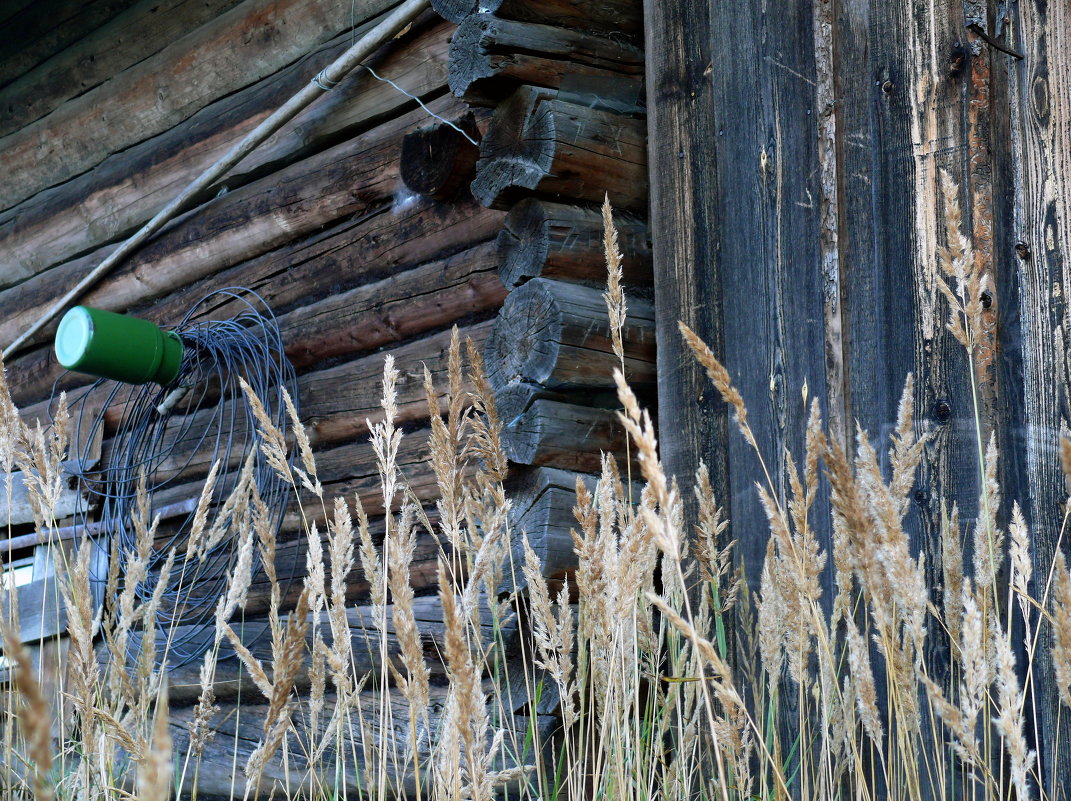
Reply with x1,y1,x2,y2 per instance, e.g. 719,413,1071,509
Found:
360,63,481,146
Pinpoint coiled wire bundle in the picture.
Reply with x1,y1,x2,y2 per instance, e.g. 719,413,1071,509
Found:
56,289,298,667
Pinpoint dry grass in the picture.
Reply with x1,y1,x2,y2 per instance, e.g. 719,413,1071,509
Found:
0,188,1063,801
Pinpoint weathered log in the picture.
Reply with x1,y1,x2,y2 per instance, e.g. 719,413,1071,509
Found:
471,85,647,210
501,399,628,473
0,461,88,528
3,199,503,408
485,278,655,393
497,198,651,287
430,0,642,37
447,13,643,104
0,0,245,138
400,114,481,200
300,321,495,446
0,0,400,213
0,0,139,99
0,16,453,287
115,594,513,703
493,381,571,426
278,240,504,370
166,688,553,799
502,466,588,592
0,94,470,360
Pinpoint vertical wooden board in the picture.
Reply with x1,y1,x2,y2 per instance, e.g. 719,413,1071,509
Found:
1007,0,1071,792
704,0,831,590
643,0,730,544
831,0,983,671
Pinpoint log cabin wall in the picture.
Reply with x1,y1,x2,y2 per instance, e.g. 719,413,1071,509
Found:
0,0,647,793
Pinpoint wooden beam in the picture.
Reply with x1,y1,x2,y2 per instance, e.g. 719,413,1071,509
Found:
0,95,469,358
400,113,482,201
0,0,244,138
3,199,503,410
484,278,655,393
447,13,643,105
501,399,630,473
497,198,651,288
502,466,591,593
471,85,646,211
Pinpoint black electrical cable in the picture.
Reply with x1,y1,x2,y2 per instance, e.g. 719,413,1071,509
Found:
52,288,299,667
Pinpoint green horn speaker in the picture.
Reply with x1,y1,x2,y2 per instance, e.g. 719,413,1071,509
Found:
55,306,184,386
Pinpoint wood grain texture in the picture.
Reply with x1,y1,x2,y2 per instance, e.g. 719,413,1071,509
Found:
471,85,647,210
0,16,453,290
1007,0,1071,790
0,0,244,137
485,277,655,393
0,96,470,360
500,398,630,473
3,199,502,411
447,13,643,104
430,0,642,37
497,198,651,288
0,0,398,213
0,0,138,93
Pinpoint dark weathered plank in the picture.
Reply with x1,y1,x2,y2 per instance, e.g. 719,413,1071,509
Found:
485,278,655,393
497,198,651,288
167,687,551,799
1006,0,1071,790
0,0,244,137
448,13,643,104
471,85,647,211
0,15,453,288
0,0,398,212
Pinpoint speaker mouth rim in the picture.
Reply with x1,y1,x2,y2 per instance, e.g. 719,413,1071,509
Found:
55,306,94,369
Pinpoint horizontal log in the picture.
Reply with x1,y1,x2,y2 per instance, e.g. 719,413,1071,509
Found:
502,466,589,593
497,198,651,288
0,539,108,642
167,687,552,799
0,0,138,97
300,321,495,446
0,94,470,361
278,239,505,369
116,594,513,703
0,0,245,138
471,85,647,210
430,0,643,37
485,278,655,393
0,16,453,287
0,0,399,213
4,198,503,408
501,399,628,473
448,13,643,105
400,114,481,200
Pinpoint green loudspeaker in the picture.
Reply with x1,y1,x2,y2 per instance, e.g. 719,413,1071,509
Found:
55,306,184,386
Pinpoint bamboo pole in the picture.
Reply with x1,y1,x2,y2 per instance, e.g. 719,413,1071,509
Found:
3,0,429,359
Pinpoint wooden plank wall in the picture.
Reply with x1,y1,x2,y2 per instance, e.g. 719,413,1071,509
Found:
648,0,1069,794
0,0,647,793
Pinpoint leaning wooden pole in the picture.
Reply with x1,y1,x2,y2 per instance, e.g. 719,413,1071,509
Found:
3,0,429,359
